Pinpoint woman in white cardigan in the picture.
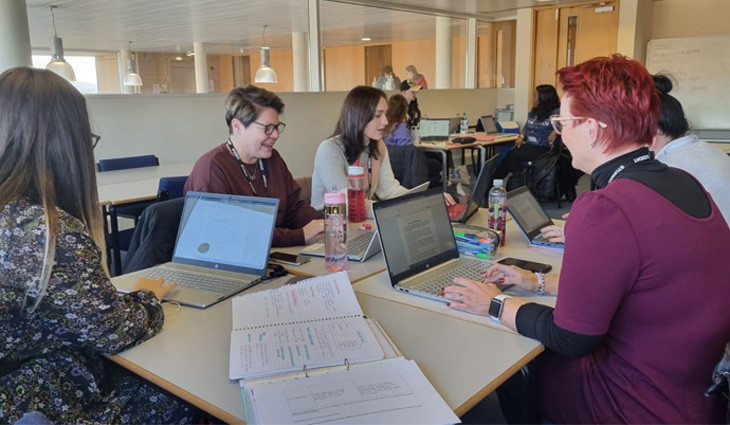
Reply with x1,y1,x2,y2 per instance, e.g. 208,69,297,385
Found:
311,85,453,211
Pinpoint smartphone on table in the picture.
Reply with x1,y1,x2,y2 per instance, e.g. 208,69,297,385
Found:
269,252,310,266
498,257,552,273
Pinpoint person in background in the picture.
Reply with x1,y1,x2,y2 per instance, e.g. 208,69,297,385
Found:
311,86,453,211
376,65,401,91
493,84,560,180
444,55,730,423
651,73,730,227
405,64,428,90
0,67,192,423
400,80,421,129
384,94,442,187
185,85,323,247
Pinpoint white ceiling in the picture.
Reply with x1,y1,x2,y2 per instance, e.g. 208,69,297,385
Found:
25,0,589,56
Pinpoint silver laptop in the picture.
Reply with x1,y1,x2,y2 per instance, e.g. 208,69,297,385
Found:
448,154,498,223
115,192,279,308
373,188,493,303
478,115,513,138
299,182,430,262
506,186,565,250
420,118,451,142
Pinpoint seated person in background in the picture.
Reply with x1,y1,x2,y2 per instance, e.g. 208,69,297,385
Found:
493,84,560,180
405,64,428,90
311,86,454,211
185,85,323,247
375,65,401,91
384,93,442,187
400,80,421,129
444,55,730,424
651,73,730,227
0,67,191,423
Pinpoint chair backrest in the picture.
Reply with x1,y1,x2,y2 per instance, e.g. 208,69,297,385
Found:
157,175,188,201
97,154,159,172
294,176,312,205
123,197,185,274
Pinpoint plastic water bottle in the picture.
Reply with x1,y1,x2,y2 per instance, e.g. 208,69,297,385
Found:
347,166,366,223
488,179,507,247
460,112,469,134
372,77,379,88
324,192,348,272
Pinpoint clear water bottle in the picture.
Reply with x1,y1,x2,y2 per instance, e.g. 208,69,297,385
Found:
347,166,366,223
372,77,379,88
324,192,348,272
488,179,507,247
460,112,469,134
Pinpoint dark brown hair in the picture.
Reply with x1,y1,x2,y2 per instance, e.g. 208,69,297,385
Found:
385,94,408,137
331,86,386,164
0,67,105,308
225,84,284,134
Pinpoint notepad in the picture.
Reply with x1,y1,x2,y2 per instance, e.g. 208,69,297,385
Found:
228,272,385,380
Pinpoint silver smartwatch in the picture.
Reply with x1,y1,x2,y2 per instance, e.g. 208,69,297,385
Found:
488,295,511,322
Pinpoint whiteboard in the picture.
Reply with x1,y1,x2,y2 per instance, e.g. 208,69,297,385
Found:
646,35,730,130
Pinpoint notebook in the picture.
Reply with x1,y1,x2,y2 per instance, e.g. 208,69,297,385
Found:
506,186,565,250
373,188,492,303
477,115,513,138
448,154,499,223
299,182,430,261
114,191,279,308
419,118,451,142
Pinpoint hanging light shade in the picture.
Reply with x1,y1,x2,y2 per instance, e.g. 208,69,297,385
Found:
123,41,143,87
254,25,277,83
45,6,76,81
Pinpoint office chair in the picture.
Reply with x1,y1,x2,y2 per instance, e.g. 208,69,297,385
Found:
123,198,185,274
157,176,188,201
97,154,159,172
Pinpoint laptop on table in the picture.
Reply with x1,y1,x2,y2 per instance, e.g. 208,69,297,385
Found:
506,186,565,250
477,115,513,139
373,188,493,303
448,154,499,223
299,182,430,262
419,119,451,142
115,191,279,308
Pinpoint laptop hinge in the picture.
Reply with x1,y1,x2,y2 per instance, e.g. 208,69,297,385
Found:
400,258,459,284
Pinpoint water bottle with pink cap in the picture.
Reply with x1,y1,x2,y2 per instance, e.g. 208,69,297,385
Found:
324,192,348,272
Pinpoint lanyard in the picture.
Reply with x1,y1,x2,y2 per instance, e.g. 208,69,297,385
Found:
226,138,268,196
607,151,652,184
367,153,372,189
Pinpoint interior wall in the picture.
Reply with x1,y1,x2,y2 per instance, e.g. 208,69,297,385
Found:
87,88,507,179
651,0,730,39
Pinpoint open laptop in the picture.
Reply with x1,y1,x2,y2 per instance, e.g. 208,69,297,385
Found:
477,115,513,138
373,188,492,302
114,192,279,308
420,118,451,142
448,154,499,223
448,116,462,134
506,186,565,250
299,182,430,262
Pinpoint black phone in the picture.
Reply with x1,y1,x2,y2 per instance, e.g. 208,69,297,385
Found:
269,252,310,266
498,257,552,273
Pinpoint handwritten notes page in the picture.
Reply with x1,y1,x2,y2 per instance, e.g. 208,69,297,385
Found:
229,272,385,380
242,357,460,425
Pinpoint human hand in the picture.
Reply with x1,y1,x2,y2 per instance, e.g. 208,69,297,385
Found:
539,224,565,243
132,277,177,301
481,264,538,292
442,277,502,316
443,192,456,206
514,135,525,148
303,219,325,243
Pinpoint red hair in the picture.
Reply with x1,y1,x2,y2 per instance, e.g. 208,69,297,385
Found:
557,55,659,153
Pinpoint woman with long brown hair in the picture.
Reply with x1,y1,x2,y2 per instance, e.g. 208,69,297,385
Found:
0,67,191,423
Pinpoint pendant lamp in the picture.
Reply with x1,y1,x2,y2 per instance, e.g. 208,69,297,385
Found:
254,25,278,83
45,6,76,81
124,41,143,87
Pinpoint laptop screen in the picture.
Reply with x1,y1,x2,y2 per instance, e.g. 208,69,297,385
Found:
420,119,451,138
374,189,458,281
479,115,499,134
172,192,278,274
506,187,553,237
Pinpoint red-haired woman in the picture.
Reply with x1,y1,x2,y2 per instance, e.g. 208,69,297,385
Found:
444,55,730,423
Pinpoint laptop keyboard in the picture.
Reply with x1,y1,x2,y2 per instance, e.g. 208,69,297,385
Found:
348,231,373,257
142,266,254,294
413,259,491,297
448,204,467,220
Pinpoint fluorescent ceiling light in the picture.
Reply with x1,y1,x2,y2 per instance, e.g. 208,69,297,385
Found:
361,37,372,41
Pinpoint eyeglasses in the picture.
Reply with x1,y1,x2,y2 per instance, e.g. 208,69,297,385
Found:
253,121,286,136
91,133,101,149
549,115,608,134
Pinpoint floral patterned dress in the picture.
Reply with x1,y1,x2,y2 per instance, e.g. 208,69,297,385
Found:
0,197,193,424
